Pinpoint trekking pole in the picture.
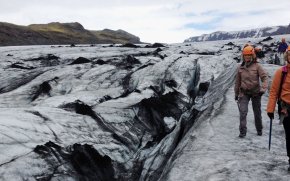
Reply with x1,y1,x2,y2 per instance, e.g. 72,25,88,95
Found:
269,118,273,150
236,97,240,111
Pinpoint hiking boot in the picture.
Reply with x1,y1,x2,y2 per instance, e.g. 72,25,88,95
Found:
257,131,262,136
239,132,246,138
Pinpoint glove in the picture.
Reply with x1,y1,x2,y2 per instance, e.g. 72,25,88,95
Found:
235,96,238,101
267,112,274,119
259,89,265,96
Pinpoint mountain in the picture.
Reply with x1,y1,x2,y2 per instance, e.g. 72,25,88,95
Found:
184,23,290,42
0,22,141,46
91,29,141,44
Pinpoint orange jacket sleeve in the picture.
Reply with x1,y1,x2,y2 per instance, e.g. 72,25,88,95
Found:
267,68,282,113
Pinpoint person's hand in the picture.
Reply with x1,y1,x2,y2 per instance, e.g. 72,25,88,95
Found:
259,89,265,96
267,112,274,119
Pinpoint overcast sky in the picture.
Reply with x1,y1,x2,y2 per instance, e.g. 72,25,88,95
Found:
1,0,290,43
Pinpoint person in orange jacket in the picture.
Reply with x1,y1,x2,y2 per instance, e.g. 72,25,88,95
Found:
235,45,268,138
267,46,290,171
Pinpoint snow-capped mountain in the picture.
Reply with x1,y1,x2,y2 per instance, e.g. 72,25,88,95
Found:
184,23,290,42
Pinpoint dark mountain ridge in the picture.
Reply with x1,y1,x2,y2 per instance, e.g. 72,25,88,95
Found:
0,22,141,46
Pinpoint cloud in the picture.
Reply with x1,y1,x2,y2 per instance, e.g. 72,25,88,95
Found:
0,0,289,43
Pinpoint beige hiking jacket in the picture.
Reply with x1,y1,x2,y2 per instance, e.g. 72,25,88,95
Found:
235,62,268,97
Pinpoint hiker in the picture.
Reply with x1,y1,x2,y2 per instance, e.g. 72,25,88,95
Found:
278,37,288,65
255,47,265,62
235,45,268,138
267,46,290,171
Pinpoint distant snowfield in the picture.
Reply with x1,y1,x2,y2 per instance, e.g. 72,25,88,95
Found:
266,27,280,34
0,35,290,180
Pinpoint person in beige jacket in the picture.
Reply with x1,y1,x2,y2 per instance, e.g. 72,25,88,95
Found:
235,45,268,138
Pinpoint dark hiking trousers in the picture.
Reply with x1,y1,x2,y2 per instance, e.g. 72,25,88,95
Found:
283,115,290,164
238,94,263,134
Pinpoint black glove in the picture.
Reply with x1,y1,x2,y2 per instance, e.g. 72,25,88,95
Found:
267,112,274,119
235,96,238,101
259,89,265,96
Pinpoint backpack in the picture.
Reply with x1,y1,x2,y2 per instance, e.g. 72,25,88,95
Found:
277,66,287,115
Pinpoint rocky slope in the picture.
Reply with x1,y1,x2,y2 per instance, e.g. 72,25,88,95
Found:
0,22,141,46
